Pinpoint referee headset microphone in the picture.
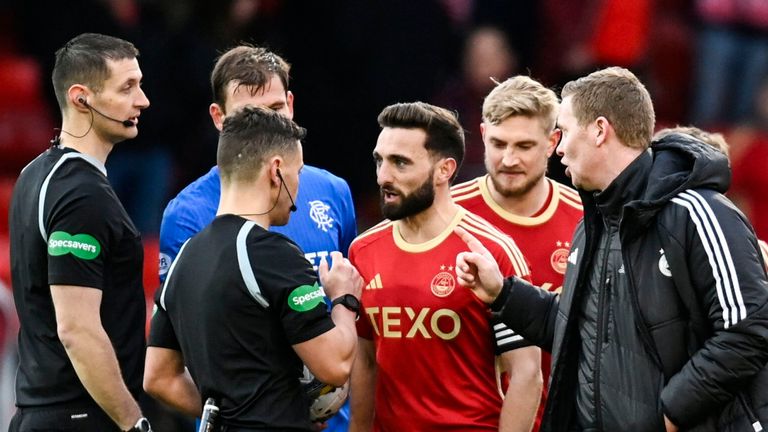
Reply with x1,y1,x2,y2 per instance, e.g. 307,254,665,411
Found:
77,95,135,127
276,168,298,212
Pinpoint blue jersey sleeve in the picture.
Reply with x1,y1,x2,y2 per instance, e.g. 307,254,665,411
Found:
158,167,221,282
159,200,199,282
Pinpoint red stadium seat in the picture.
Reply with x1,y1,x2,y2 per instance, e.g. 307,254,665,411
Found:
0,56,43,103
0,56,55,175
0,177,14,235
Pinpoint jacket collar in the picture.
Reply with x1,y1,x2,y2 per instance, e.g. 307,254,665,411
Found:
624,133,731,231
594,150,652,224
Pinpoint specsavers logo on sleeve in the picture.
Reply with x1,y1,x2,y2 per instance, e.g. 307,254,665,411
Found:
48,231,101,260
288,283,325,312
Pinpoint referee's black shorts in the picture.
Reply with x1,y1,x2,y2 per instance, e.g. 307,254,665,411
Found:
9,401,121,432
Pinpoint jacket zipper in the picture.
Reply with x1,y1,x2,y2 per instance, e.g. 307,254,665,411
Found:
594,228,613,431
602,276,611,343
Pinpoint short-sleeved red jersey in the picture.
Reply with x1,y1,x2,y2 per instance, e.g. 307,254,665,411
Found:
452,175,583,431
350,208,530,431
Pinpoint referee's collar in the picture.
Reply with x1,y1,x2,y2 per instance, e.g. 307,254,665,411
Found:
59,146,108,177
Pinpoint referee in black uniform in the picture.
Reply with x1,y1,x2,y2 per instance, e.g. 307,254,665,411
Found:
144,106,362,430
9,33,152,431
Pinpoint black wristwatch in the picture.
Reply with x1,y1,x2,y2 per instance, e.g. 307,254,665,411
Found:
332,294,360,320
126,417,152,432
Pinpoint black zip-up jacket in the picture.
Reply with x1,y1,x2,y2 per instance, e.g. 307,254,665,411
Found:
491,134,768,431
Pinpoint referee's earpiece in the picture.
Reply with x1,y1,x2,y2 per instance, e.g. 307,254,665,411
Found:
77,96,87,107
275,168,297,212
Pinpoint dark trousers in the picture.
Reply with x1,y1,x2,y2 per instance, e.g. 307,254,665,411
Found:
9,402,121,432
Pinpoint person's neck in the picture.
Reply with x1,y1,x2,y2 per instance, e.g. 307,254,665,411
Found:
595,144,645,192
217,183,271,230
396,189,460,244
486,175,550,217
57,119,114,164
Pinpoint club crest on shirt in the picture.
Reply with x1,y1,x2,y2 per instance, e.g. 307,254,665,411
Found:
309,200,334,232
158,252,171,276
658,248,672,277
550,240,570,275
431,265,456,297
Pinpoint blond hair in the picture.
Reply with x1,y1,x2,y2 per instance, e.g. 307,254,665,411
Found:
482,75,559,132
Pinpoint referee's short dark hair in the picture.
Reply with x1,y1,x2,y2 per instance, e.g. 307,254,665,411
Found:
218,106,306,184
52,33,139,113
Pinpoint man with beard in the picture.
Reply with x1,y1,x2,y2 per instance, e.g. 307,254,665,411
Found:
347,102,542,432
454,67,768,432
451,76,583,432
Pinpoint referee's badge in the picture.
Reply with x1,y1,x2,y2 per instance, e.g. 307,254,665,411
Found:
288,283,325,312
48,231,100,260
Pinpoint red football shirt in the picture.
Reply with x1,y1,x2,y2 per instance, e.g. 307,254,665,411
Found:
452,175,583,431
350,208,531,431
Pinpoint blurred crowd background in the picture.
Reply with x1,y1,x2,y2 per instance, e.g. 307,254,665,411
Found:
1,0,768,428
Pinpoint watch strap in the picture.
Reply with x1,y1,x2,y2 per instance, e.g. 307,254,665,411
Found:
332,294,360,320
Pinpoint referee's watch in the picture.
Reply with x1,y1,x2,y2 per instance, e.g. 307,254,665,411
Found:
332,294,361,320
126,417,152,432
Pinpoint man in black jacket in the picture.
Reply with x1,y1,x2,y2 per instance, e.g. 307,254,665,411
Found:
454,67,768,432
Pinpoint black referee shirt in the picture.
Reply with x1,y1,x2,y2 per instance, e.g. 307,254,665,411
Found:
150,214,335,430
10,146,146,406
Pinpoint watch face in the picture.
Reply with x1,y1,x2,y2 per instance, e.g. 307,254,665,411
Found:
138,418,151,432
334,294,360,313
344,294,360,310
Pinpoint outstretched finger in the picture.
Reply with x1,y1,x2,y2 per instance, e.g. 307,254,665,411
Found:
454,226,494,260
